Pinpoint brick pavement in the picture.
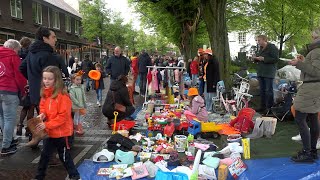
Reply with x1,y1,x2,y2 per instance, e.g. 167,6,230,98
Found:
0,78,144,180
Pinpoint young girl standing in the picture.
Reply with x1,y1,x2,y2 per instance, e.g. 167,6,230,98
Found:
69,71,87,135
93,63,106,107
34,66,80,180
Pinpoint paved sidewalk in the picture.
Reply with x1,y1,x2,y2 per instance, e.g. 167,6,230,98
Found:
0,78,144,180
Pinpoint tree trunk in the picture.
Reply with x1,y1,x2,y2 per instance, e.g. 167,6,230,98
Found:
200,0,231,85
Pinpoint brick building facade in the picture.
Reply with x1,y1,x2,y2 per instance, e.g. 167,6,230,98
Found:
0,0,87,63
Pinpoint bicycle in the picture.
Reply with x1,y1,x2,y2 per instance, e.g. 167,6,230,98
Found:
212,73,253,115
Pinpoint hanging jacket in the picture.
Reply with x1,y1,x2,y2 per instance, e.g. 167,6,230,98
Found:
190,60,199,75
39,87,73,138
69,84,87,110
0,47,27,96
187,95,208,122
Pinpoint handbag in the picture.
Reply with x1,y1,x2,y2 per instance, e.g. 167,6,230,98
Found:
112,91,126,113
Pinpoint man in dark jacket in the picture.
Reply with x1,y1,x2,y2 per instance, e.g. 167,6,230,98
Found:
81,54,94,91
102,75,135,126
19,27,69,154
106,46,130,82
68,55,75,68
253,35,279,114
138,50,152,96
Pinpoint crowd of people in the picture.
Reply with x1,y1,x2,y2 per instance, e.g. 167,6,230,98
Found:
0,24,320,180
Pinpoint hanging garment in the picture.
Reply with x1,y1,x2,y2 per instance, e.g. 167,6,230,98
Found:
174,69,180,83
151,69,159,91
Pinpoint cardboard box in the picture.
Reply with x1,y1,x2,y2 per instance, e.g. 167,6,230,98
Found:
242,138,250,159
218,164,228,180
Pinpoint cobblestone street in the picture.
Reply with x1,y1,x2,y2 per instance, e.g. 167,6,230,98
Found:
0,78,143,180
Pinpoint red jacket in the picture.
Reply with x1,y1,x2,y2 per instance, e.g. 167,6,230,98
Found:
131,56,139,74
190,60,199,75
229,115,254,133
0,47,27,95
40,88,73,138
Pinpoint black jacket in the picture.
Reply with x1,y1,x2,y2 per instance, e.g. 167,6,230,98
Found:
138,52,152,73
92,71,106,90
106,55,130,80
19,48,29,61
19,40,69,105
206,55,220,93
81,58,94,79
102,79,135,120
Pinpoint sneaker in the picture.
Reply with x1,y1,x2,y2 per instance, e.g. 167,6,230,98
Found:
292,134,302,141
96,101,99,105
291,150,314,163
1,146,17,156
10,139,19,147
97,102,101,107
65,175,81,180
317,139,320,149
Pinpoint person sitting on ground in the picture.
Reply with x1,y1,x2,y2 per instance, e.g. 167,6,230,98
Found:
185,87,208,122
102,75,135,127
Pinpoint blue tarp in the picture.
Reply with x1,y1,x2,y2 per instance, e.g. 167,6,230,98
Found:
78,157,320,180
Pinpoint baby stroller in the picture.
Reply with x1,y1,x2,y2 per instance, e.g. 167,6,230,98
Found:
269,81,297,121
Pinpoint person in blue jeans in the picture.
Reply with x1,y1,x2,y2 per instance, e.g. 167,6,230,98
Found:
93,63,106,107
252,35,279,115
0,39,27,155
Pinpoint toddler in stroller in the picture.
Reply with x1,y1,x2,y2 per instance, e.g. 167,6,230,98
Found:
269,81,297,121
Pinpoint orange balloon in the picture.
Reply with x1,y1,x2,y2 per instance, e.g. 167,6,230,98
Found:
88,70,101,80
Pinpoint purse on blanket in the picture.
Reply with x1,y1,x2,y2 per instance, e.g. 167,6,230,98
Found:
112,91,126,113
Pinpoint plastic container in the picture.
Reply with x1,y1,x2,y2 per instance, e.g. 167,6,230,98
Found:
227,134,242,143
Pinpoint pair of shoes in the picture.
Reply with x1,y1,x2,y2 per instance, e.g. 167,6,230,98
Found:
311,149,318,159
16,124,24,136
1,146,17,156
292,134,302,141
291,150,314,163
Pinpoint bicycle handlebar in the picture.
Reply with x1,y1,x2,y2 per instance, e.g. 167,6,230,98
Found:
234,73,249,81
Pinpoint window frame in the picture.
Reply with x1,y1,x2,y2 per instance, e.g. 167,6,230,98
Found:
10,0,23,19
238,32,247,45
52,10,60,29
75,20,79,35
32,2,42,24
65,15,71,33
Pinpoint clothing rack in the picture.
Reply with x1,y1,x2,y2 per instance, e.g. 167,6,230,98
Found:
143,66,185,108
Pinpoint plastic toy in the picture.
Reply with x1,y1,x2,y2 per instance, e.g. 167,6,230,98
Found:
188,119,222,139
164,122,175,137
112,111,119,134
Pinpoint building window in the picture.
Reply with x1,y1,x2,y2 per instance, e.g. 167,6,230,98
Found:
65,15,71,32
75,20,79,35
32,2,42,24
238,32,246,45
11,0,23,19
52,10,60,29
0,32,15,45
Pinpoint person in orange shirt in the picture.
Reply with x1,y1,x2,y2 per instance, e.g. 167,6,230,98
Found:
34,66,80,180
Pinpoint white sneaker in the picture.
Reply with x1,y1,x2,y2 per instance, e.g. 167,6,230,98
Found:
96,101,99,105
317,139,320,149
292,134,302,141
97,102,101,107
